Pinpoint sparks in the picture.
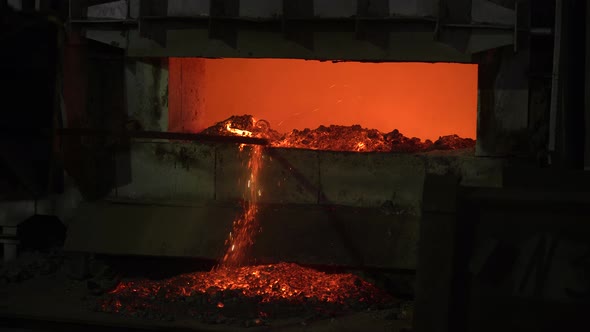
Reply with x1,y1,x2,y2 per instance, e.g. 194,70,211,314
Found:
221,145,264,267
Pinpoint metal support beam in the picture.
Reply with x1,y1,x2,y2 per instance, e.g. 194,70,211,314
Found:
139,0,168,47
57,128,270,146
585,0,590,170
549,0,586,167
282,0,314,50
209,0,239,48
437,0,473,52
356,0,390,49
549,0,563,154
68,4,524,60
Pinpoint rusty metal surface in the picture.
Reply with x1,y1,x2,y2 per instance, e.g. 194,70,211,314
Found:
71,0,520,60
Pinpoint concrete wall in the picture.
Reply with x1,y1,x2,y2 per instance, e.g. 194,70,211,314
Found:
110,142,502,213
125,60,169,132
68,143,503,269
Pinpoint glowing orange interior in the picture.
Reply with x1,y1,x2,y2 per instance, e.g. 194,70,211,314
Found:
169,58,477,141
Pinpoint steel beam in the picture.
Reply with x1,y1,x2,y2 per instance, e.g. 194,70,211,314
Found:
57,128,270,146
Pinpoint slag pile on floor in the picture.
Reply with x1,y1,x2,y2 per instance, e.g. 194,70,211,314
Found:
201,115,475,152
99,262,394,324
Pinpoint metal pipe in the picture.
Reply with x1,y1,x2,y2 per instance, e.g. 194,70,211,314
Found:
57,128,269,146
514,1,518,52
68,16,513,31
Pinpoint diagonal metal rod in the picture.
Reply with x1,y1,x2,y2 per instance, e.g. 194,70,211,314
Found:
57,128,269,145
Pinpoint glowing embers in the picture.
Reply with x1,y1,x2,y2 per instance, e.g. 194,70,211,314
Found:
225,122,253,137
202,115,475,153
99,263,394,323
201,115,281,141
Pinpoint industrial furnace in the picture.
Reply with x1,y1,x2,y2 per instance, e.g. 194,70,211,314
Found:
2,1,557,331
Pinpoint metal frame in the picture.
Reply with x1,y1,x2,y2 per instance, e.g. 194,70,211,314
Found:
68,0,518,55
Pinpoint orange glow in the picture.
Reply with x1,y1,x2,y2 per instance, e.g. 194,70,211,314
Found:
169,58,477,141
226,121,253,137
203,115,475,152
101,262,393,317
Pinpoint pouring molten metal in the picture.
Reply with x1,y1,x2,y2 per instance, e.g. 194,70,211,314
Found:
99,115,446,324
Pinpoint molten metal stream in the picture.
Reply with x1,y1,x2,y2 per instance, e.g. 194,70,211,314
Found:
101,121,397,320
221,140,264,267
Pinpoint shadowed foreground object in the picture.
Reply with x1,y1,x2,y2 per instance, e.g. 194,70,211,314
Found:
17,215,66,251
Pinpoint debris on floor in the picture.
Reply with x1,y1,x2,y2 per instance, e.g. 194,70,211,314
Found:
97,262,399,326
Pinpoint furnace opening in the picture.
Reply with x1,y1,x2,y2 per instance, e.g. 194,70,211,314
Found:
169,58,478,152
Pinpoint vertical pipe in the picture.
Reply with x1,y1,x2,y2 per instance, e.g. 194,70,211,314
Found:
548,0,562,154
514,1,518,52
585,0,590,170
